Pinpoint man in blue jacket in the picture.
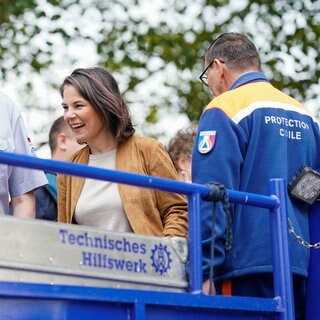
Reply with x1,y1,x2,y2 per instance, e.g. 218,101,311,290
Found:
192,32,320,319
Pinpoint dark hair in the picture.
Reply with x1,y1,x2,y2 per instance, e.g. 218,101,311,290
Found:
206,32,261,72
60,67,135,142
48,116,71,153
167,124,197,171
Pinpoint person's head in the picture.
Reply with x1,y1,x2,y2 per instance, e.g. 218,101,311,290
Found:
48,116,83,161
60,67,135,151
167,124,197,183
200,32,261,96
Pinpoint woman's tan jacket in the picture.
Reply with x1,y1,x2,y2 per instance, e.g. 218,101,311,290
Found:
57,136,188,238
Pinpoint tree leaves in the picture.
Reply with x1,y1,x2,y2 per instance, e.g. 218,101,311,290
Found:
0,0,320,141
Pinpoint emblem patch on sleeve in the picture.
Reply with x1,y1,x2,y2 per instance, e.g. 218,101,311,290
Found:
198,130,216,154
27,137,36,156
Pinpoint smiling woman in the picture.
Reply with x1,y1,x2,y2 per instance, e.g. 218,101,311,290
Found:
57,67,188,238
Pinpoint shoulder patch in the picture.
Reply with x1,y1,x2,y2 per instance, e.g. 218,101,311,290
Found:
27,137,36,156
198,130,216,154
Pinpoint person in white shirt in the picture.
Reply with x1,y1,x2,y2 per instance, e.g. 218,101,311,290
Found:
0,91,47,218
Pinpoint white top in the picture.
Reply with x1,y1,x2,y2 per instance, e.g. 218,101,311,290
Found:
74,149,133,232
0,91,48,215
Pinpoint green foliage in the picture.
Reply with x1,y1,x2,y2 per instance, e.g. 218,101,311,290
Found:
0,0,37,22
0,0,320,134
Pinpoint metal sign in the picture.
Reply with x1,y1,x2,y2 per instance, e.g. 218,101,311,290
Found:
0,216,188,292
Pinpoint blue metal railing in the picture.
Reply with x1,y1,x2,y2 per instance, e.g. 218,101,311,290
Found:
0,151,294,320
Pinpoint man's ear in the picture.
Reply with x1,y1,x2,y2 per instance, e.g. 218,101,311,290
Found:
214,59,226,79
56,132,68,151
214,59,230,91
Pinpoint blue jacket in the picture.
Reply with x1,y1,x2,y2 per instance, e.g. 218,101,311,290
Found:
35,172,57,221
192,72,320,282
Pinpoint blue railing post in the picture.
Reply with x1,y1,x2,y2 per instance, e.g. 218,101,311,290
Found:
187,192,202,294
268,178,295,320
306,200,320,319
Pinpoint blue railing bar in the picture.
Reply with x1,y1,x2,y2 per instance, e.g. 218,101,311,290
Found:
0,151,278,209
268,179,295,320
228,190,279,209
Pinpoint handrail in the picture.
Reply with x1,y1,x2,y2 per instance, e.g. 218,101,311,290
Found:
0,151,293,320
0,152,278,208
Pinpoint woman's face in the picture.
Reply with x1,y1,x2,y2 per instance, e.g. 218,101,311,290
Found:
62,85,107,147
177,157,192,183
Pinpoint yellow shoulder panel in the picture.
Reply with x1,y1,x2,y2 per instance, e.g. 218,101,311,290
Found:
205,82,303,118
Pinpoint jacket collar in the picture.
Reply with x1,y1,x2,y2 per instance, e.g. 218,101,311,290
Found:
229,72,269,91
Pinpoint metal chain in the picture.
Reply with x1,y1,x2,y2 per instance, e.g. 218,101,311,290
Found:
288,218,320,249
